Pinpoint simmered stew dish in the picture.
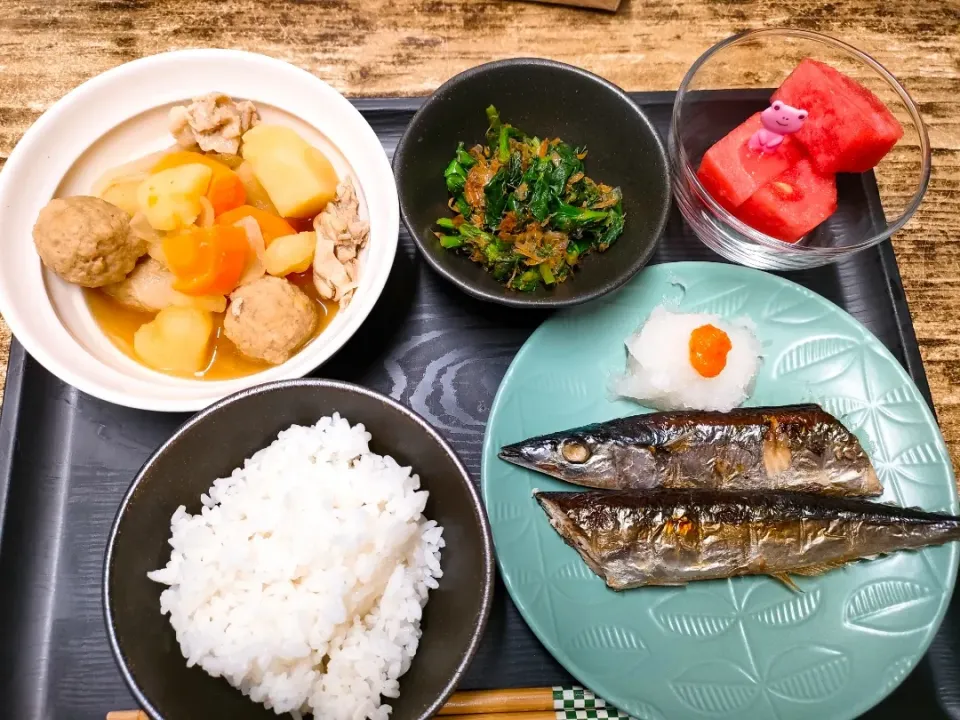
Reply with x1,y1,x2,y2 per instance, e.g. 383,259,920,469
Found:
32,93,368,379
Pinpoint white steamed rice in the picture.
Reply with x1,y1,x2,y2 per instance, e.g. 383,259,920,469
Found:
147,414,444,720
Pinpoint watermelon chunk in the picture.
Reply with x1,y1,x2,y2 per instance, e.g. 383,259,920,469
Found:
735,158,838,243
773,58,904,174
697,113,806,210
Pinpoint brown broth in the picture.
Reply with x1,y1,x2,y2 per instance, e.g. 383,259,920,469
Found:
287,216,316,233
84,271,338,380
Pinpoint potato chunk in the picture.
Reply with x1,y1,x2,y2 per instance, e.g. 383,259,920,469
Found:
99,178,143,216
137,164,213,231
264,232,315,276
241,125,338,218
133,306,214,373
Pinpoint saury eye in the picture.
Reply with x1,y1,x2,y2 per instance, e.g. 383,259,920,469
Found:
560,441,591,463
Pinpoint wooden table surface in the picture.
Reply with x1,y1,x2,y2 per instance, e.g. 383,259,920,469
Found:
0,0,958,460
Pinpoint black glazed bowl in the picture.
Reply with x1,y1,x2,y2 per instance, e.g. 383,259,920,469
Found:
394,57,671,308
104,379,494,720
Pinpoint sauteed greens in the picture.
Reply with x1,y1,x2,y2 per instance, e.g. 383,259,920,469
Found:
435,106,625,292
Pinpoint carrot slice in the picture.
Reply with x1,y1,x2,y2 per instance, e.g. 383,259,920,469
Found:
153,151,247,216
206,172,246,216
215,205,296,246
162,226,249,295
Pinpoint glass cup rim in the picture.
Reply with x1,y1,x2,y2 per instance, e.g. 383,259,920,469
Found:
669,27,932,257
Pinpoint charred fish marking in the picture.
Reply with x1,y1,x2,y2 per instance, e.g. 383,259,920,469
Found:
500,404,881,496
535,489,960,591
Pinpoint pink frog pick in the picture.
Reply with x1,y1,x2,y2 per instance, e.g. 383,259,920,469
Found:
748,101,808,153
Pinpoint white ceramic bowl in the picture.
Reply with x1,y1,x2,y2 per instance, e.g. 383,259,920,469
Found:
0,49,398,411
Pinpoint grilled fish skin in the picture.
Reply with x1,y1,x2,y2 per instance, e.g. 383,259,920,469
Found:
500,404,881,496
534,489,960,591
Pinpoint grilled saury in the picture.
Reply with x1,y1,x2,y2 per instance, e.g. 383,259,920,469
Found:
501,404,881,496
535,489,960,591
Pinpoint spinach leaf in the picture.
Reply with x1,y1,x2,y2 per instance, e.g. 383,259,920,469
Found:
547,142,583,196
528,160,553,223
484,167,509,229
552,203,609,232
506,151,524,189
595,201,625,250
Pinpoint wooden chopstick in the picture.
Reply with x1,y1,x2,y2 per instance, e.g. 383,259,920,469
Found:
108,686,559,719
107,711,556,719
107,710,554,720
439,687,555,715
444,714,556,720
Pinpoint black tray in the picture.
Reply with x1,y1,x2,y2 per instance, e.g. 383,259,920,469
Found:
1,93,958,720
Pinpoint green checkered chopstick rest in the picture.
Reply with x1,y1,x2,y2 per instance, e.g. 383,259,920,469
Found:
553,686,634,720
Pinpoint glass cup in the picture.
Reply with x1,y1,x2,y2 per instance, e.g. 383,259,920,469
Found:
669,28,931,270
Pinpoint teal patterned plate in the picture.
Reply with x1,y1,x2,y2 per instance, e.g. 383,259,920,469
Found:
481,262,958,720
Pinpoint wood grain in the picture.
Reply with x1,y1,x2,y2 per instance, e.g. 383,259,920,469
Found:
526,0,622,11
0,0,957,468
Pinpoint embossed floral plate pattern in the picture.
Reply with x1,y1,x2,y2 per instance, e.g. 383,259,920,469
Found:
481,262,958,720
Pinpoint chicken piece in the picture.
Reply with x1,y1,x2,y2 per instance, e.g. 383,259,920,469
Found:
223,276,317,365
312,178,369,308
102,257,226,313
33,196,145,287
168,93,260,155
312,235,353,304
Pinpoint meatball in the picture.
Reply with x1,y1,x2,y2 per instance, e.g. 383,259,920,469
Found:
224,276,317,365
33,196,145,287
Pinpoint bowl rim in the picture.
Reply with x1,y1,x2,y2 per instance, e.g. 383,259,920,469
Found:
102,377,495,720
393,56,671,309
0,49,399,412
668,27,932,258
